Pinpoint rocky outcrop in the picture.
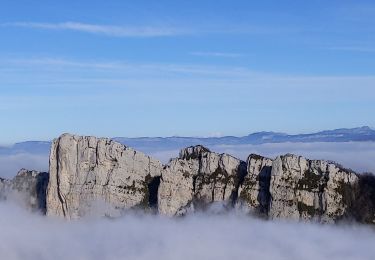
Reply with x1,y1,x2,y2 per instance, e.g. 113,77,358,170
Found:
0,169,49,212
269,155,359,223
237,153,369,223
7,132,369,224
158,145,247,216
237,154,273,216
46,134,163,219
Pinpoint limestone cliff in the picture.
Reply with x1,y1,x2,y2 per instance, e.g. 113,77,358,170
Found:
12,133,371,224
237,154,375,223
46,133,163,219
269,154,359,223
158,145,247,216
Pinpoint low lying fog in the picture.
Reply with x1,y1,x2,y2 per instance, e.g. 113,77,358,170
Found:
0,153,49,179
0,202,374,260
1,142,374,178
1,142,374,259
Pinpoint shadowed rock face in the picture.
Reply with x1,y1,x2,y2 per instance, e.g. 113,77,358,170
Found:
158,145,247,216
347,173,375,224
237,154,273,216
0,169,49,212
46,134,163,219
0,178,10,200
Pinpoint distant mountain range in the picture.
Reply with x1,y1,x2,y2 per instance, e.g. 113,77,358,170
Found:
0,126,374,155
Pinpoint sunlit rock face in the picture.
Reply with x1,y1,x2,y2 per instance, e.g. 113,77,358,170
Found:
269,154,359,223
46,134,163,219
237,154,273,216
158,145,247,216
0,169,49,212
37,133,375,224
236,153,368,223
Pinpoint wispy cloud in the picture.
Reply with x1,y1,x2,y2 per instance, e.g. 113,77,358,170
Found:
1,22,182,37
329,46,375,53
1,57,255,77
190,52,243,58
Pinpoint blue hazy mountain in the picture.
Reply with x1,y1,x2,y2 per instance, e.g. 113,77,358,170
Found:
1,127,374,156
0,141,51,155
113,126,375,150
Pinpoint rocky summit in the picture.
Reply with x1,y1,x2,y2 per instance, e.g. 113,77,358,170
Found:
2,133,375,224
238,154,375,224
158,145,247,216
46,134,163,219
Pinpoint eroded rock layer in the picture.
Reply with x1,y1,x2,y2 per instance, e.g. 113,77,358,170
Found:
46,134,163,219
158,145,247,216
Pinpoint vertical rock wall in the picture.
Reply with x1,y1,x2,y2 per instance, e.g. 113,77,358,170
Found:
46,134,163,219
39,133,374,223
237,154,273,215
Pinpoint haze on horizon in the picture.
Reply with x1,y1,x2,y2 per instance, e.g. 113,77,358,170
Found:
1,0,375,144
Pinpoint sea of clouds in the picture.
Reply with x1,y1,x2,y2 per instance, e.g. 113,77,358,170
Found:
1,142,375,179
1,142,375,259
0,153,49,179
0,201,375,260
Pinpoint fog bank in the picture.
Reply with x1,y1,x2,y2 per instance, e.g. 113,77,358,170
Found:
0,202,374,260
0,153,48,179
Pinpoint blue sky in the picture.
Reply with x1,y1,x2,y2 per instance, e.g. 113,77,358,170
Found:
1,0,375,144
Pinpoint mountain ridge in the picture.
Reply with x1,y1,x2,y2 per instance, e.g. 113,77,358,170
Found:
1,133,375,224
0,126,374,156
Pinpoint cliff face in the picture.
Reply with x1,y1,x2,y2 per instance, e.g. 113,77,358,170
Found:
24,133,373,224
237,154,375,223
158,145,247,216
46,134,163,219
269,155,358,223
0,169,49,212
237,154,273,216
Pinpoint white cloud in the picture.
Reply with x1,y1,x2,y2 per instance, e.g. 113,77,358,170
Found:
0,202,374,260
190,52,243,58
1,57,253,77
2,22,182,37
